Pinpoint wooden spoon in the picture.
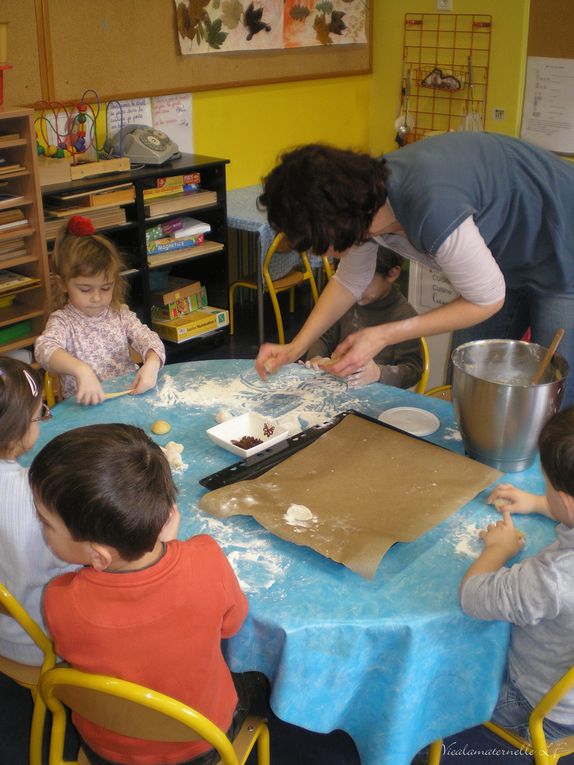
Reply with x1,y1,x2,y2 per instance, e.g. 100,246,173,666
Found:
532,328,565,386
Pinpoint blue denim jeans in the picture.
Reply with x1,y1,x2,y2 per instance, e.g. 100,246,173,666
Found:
449,287,574,408
491,669,574,742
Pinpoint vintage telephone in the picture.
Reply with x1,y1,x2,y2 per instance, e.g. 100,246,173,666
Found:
105,125,179,165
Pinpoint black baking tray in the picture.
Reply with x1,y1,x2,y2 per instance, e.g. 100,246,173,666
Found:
199,408,445,490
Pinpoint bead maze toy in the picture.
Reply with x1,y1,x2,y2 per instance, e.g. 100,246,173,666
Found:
34,91,130,179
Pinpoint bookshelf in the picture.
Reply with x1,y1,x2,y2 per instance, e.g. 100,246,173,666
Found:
39,154,230,359
0,107,50,355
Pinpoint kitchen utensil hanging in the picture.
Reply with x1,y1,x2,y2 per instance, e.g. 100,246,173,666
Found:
462,56,483,131
394,68,415,147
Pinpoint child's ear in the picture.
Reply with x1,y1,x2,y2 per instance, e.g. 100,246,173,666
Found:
159,504,180,543
88,543,114,572
558,491,574,523
386,265,402,284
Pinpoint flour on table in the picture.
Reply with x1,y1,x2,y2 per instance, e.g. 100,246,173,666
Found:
443,426,462,442
452,522,482,557
285,504,314,523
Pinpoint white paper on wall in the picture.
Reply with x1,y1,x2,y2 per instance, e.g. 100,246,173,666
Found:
152,93,193,154
521,57,574,155
106,98,153,141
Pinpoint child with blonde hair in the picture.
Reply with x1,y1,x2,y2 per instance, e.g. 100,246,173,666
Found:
35,216,165,405
0,356,75,664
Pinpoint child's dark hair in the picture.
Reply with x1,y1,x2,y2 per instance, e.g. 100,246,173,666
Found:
29,424,178,561
538,406,574,497
259,143,389,256
375,246,402,277
0,356,43,454
52,221,126,309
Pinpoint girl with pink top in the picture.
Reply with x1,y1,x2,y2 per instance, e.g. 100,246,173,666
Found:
35,216,165,405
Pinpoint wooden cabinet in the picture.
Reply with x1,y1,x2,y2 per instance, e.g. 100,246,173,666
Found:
0,107,50,355
39,154,230,360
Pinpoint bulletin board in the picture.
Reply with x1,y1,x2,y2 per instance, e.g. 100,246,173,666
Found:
4,0,372,107
528,0,574,59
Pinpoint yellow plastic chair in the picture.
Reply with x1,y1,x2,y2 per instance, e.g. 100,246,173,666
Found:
44,371,62,409
40,666,270,765
229,231,320,345
428,664,574,765
424,384,452,401
414,336,431,394
0,582,57,765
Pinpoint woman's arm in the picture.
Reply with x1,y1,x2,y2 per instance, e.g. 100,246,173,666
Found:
328,295,503,377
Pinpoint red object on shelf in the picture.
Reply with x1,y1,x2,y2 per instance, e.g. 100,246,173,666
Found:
0,64,13,106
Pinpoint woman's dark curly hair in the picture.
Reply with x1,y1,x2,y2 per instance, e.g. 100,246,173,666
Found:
259,144,389,256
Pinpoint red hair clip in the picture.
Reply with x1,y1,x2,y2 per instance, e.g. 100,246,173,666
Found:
67,215,95,236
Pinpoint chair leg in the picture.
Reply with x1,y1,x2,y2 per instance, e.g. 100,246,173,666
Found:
427,739,443,765
228,284,237,336
267,285,285,345
29,697,46,765
256,723,270,765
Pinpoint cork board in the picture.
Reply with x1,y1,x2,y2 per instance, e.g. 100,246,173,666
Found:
20,0,371,105
199,413,502,579
528,0,574,59
2,0,48,107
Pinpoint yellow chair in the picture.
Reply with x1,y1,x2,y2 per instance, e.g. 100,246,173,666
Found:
229,231,320,345
424,384,452,401
44,371,62,409
40,666,270,765
414,336,431,394
428,664,574,765
0,582,57,765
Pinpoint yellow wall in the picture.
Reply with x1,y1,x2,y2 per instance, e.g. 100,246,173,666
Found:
194,1,530,190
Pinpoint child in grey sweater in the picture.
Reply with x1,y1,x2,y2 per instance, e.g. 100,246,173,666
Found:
462,406,574,741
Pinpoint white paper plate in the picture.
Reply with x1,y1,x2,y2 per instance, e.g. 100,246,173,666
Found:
377,407,440,437
206,412,289,458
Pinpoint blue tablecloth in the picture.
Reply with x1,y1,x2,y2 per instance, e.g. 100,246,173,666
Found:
25,360,556,765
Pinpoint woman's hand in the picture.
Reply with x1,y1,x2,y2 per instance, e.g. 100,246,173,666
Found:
488,483,550,517
75,367,105,406
255,342,299,380
328,326,386,377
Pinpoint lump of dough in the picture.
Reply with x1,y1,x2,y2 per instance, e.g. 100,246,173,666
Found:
151,419,171,435
161,441,184,470
215,410,233,424
284,504,314,523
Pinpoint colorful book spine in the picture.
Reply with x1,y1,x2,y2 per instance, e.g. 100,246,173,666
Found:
156,173,201,189
146,234,205,254
143,183,199,200
145,218,186,243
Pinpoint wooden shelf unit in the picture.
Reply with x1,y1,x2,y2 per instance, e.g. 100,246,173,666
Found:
0,107,50,355
39,153,230,359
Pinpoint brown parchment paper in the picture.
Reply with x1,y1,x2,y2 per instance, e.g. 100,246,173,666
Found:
199,413,502,579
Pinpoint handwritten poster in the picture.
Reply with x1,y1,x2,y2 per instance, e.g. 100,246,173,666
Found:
106,98,153,139
152,93,193,153
521,57,574,155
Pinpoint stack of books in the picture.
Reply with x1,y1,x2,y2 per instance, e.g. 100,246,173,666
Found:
146,216,211,256
0,208,28,233
144,188,217,217
44,206,127,239
44,183,135,211
0,269,40,294
0,157,24,175
143,173,201,200
0,238,27,263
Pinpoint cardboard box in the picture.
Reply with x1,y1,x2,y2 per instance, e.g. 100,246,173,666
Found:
151,285,208,320
150,276,202,306
152,306,229,344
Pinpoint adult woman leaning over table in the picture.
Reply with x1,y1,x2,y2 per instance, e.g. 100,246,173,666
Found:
254,133,574,407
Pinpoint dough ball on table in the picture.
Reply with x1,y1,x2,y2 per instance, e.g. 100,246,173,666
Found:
151,419,171,435
161,441,185,470
215,410,233,424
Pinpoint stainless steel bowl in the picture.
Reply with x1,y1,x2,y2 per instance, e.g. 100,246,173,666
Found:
451,339,569,472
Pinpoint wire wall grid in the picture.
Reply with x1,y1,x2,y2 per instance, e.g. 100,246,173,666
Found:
399,13,492,143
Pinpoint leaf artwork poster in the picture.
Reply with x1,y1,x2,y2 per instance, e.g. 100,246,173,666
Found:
175,1,368,54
